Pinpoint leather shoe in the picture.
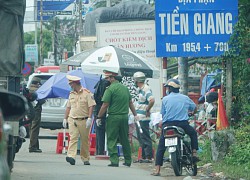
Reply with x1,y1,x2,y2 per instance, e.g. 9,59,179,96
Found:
66,157,75,165
29,148,42,153
84,161,90,165
139,159,152,163
122,162,131,167
108,163,119,167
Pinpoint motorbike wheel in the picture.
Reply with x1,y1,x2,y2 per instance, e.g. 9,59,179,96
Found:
183,143,198,176
170,146,182,176
7,135,15,171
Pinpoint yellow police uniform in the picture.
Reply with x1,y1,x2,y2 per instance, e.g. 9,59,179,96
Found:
66,75,96,163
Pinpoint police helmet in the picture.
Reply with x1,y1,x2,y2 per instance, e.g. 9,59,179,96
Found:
164,79,181,89
133,71,146,83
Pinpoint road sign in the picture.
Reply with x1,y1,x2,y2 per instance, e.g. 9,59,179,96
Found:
37,0,74,21
155,0,238,57
22,62,32,76
25,44,38,63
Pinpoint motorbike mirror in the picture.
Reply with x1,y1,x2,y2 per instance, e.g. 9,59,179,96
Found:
0,90,28,121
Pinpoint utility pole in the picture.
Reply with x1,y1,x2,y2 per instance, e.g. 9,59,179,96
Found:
54,17,58,65
106,0,111,7
162,57,167,97
79,0,83,36
178,57,188,95
34,0,37,45
39,0,43,66
34,0,38,67
226,59,232,124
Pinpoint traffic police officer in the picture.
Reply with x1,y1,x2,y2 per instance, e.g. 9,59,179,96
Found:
63,75,96,165
97,70,139,167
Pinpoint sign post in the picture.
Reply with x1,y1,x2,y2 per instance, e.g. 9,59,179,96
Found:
155,0,238,57
25,44,39,64
37,0,74,21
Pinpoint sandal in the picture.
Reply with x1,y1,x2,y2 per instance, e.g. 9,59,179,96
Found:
151,172,161,176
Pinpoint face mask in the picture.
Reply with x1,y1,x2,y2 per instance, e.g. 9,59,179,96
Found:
166,90,170,95
105,79,111,86
134,81,138,87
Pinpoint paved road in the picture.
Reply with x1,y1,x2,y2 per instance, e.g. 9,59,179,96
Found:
11,129,166,180
11,129,207,180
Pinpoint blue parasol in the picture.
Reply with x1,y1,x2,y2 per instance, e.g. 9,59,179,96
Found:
36,69,100,100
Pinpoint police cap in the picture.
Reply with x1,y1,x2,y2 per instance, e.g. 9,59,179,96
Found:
103,70,118,78
66,75,81,83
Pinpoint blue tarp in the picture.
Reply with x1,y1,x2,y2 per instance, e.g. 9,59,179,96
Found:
36,70,100,100
200,70,222,96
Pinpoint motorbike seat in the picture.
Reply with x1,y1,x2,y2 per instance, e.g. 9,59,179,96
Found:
164,126,185,136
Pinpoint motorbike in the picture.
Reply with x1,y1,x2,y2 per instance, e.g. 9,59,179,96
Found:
164,126,197,176
12,86,36,160
14,115,31,155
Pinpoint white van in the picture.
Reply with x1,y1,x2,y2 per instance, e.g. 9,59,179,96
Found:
27,73,67,130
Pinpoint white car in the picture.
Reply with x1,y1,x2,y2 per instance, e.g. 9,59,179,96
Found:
27,73,67,130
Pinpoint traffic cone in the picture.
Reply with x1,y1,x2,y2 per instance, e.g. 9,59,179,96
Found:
56,132,70,154
89,120,96,155
137,147,142,160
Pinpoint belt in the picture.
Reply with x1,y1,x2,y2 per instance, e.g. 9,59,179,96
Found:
72,117,88,120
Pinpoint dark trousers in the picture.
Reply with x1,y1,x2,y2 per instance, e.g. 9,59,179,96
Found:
136,121,153,159
29,105,42,150
95,116,106,155
155,120,198,166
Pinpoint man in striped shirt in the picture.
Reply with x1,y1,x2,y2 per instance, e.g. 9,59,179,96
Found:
133,72,155,163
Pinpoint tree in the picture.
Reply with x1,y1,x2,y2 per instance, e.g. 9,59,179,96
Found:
223,0,250,125
24,17,75,65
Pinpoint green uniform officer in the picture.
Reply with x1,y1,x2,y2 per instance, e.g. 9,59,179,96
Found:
97,70,139,167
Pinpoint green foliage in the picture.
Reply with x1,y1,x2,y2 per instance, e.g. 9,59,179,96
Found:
24,32,35,44
223,1,250,125
224,125,250,168
24,18,76,65
198,139,212,165
213,162,250,179
211,125,250,179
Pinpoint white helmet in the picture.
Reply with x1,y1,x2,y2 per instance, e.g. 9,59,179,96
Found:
133,71,146,83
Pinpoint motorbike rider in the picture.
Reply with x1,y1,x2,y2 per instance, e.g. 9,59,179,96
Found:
151,78,199,176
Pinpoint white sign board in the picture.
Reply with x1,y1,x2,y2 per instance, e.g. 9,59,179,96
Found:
96,21,162,112
25,44,38,63
44,58,55,66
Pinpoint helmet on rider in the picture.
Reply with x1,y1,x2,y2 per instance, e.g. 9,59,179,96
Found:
133,71,146,83
164,78,180,94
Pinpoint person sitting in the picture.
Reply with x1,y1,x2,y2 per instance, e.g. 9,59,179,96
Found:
151,78,199,176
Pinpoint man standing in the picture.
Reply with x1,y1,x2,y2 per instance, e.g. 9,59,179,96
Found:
63,75,96,165
29,77,44,153
93,78,110,155
97,70,139,167
133,72,155,163
151,78,198,176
